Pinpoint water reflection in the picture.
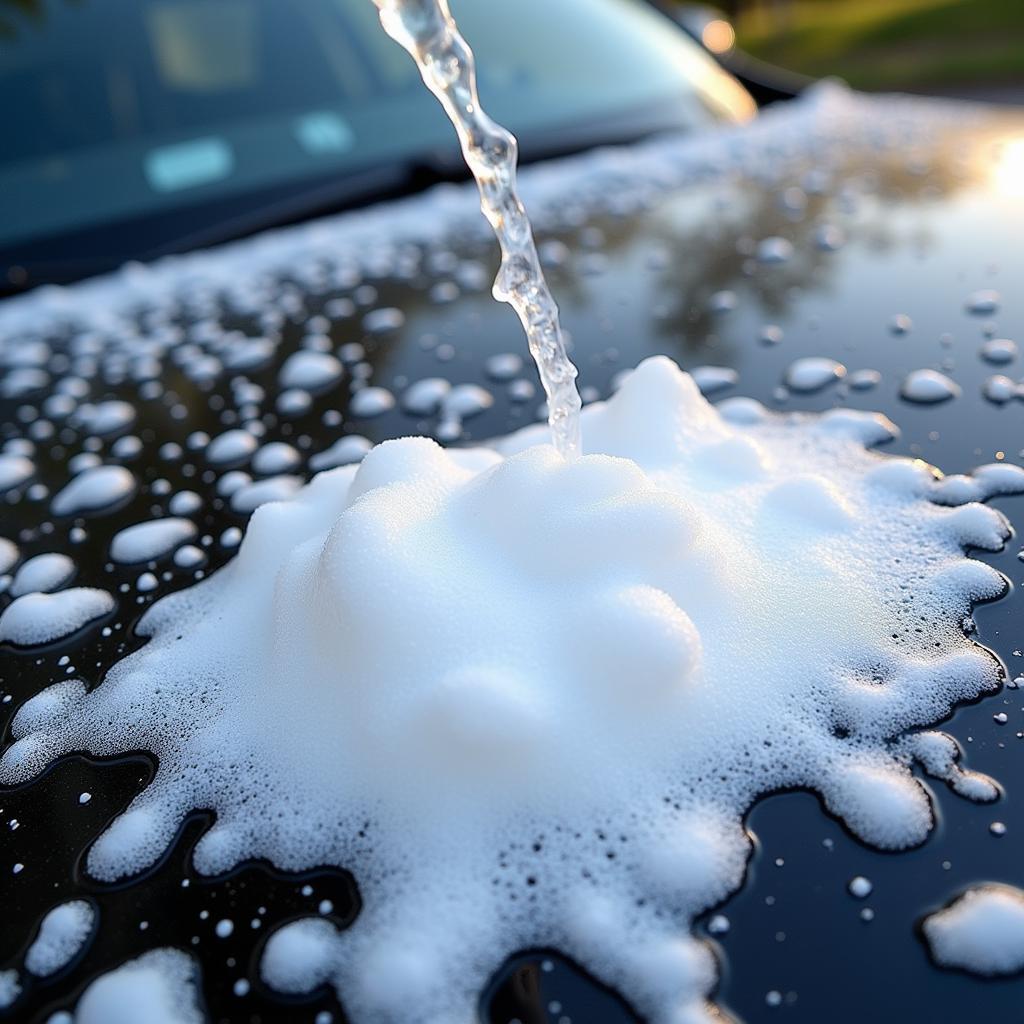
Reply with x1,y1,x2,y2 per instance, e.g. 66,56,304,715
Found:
351,116,1008,429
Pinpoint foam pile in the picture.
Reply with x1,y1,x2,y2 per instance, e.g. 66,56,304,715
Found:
68,949,202,1024
2,357,1020,1023
923,885,1024,976
24,900,95,977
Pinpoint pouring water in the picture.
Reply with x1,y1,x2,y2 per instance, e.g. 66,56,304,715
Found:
371,0,583,459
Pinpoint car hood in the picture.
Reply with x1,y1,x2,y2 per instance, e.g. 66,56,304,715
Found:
3,83,1024,1024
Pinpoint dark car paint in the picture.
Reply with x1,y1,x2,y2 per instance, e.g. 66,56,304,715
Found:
2,105,1024,1022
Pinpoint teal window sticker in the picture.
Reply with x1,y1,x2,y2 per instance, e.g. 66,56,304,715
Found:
145,138,235,193
294,111,355,156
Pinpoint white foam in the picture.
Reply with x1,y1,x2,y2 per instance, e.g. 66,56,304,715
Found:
277,390,312,417
223,336,275,371
111,436,143,460
110,520,197,564
77,401,135,437
251,442,302,476
848,876,872,899
923,885,1024,975
168,491,203,517
25,900,95,976
0,454,33,492
308,436,372,472
362,307,405,334
172,546,206,570
72,949,202,1024
3,357,1018,1022
785,357,846,392
485,354,523,381
206,430,257,466
278,351,343,392
0,588,115,646
51,466,136,517
440,383,494,418
10,553,75,597
230,475,303,514
903,730,999,802
262,917,337,993
1,368,48,398
349,387,396,418
0,970,19,1009
402,378,451,416
0,538,18,575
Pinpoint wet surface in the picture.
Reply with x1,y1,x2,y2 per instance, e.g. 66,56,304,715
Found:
3,101,1024,1021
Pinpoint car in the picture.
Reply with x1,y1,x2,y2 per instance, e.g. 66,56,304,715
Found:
0,0,754,295
1,1,1023,1022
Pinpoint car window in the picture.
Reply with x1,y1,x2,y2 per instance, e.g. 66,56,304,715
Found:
0,0,752,255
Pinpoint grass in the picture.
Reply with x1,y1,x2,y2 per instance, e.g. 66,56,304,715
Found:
733,0,1024,92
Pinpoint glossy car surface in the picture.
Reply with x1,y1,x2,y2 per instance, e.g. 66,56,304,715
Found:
1,4,1024,1023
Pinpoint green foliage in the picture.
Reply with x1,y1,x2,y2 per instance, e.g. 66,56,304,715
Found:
735,0,1024,90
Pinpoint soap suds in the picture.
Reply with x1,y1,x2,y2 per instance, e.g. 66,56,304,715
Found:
0,588,115,646
0,970,20,1009
0,538,18,575
785,357,846,393
278,351,343,392
923,885,1024,976
0,454,33,492
10,553,75,597
25,900,96,977
51,465,136,517
308,436,372,472
76,400,135,437
205,430,258,466
2,357,1019,1022
70,949,203,1024
110,520,197,565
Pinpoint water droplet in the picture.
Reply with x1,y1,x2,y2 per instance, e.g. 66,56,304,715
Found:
980,338,1018,365
848,876,873,899
889,314,913,335
785,357,846,393
901,369,960,404
692,366,738,395
349,387,396,418
983,375,1020,404
966,289,1000,315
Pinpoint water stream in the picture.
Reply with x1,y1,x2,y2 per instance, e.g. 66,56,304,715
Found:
371,0,583,459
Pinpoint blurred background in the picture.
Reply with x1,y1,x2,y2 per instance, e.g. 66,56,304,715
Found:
686,0,1024,104
2,0,1021,293
5,0,1021,103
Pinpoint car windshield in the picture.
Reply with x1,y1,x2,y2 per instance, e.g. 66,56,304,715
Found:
0,0,753,281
